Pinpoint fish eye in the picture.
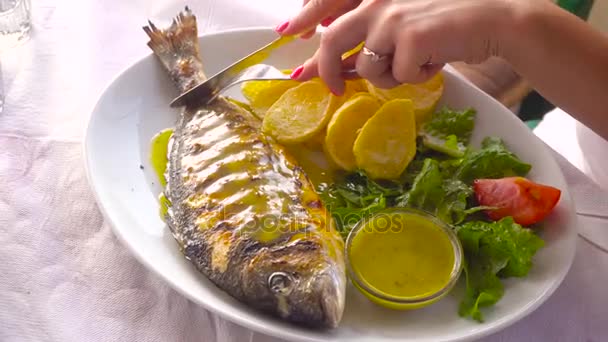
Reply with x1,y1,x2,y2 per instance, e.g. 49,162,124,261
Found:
268,272,293,295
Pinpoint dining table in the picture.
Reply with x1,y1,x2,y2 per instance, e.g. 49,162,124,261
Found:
1,0,607,341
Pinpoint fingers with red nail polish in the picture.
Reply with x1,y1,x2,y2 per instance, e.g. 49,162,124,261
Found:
320,17,334,27
275,21,289,34
291,43,355,96
290,65,304,79
290,61,323,82
294,51,321,82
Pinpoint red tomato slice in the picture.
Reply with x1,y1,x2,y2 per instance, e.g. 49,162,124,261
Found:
473,177,561,226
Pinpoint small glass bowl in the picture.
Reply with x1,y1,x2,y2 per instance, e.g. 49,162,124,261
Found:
345,207,464,310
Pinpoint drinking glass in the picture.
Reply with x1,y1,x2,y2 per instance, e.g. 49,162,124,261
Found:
0,0,29,111
0,0,31,50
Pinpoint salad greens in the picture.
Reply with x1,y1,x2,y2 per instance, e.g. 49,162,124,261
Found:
318,171,403,239
456,218,544,321
420,107,475,158
396,158,474,225
318,106,543,322
455,137,532,183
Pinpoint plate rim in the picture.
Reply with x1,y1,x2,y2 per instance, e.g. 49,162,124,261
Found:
83,27,578,342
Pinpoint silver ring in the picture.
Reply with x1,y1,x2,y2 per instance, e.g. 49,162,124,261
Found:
362,46,388,63
422,54,433,66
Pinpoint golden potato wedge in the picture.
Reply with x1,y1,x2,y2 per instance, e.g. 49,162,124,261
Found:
262,80,341,144
366,72,444,127
302,81,368,150
346,79,368,93
325,93,381,171
353,99,417,179
241,69,298,118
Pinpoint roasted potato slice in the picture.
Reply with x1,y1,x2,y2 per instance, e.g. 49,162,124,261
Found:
353,99,417,179
241,71,298,118
325,93,381,171
262,80,341,144
366,72,444,127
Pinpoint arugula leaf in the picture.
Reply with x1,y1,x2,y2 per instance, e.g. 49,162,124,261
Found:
455,137,532,183
456,217,545,321
330,197,387,238
318,170,402,237
438,178,474,225
420,107,476,158
397,159,473,224
397,159,444,211
423,107,476,143
399,141,429,185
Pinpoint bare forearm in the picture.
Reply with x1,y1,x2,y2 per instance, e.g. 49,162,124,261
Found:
502,1,608,139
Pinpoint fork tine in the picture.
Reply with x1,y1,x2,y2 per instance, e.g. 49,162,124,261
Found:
170,64,291,107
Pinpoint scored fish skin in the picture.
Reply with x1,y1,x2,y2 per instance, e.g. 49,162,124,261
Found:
143,7,346,328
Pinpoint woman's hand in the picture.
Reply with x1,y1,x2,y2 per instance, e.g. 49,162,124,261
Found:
277,0,362,39
289,0,516,95
281,0,608,142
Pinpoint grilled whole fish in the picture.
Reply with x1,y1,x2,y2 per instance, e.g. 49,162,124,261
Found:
143,8,346,328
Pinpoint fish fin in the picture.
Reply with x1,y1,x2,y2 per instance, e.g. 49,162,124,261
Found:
143,6,207,93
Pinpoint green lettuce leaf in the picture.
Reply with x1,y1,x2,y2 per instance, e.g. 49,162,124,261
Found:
420,107,476,158
455,137,532,183
459,258,504,322
456,217,545,321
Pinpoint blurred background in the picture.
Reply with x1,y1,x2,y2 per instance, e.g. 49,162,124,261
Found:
589,0,608,30
517,0,607,127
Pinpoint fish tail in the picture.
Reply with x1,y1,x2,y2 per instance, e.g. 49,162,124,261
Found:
143,6,207,93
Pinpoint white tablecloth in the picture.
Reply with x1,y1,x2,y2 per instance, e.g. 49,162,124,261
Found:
1,1,607,341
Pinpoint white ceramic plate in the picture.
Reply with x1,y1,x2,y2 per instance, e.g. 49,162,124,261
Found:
84,28,577,342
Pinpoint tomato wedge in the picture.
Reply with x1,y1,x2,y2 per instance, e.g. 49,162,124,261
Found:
473,177,561,226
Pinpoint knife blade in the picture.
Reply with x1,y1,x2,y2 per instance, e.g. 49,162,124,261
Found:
170,34,296,108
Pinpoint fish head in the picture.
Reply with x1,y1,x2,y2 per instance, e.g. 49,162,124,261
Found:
241,239,346,329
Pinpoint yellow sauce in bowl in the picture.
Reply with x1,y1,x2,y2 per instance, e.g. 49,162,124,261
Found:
346,208,462,310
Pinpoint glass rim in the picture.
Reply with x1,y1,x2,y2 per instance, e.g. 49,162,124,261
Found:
344,207,464,305
0,0,31,18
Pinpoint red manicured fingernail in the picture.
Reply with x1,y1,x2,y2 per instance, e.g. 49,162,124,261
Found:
320,17,334,27
290,65,304,79
330,88,342,96
275,21,289,33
